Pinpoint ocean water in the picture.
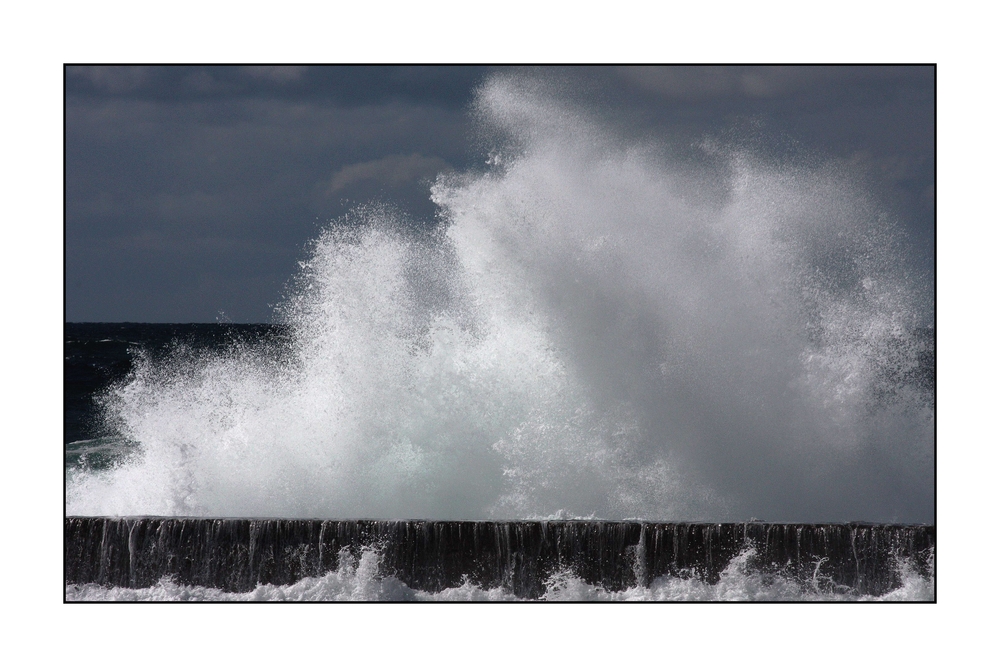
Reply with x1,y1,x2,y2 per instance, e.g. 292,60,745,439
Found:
65,73,934,601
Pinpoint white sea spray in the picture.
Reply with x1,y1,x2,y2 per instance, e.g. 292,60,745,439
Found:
67,74,932,523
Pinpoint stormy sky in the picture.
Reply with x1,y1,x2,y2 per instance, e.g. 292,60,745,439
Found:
66,65,934,323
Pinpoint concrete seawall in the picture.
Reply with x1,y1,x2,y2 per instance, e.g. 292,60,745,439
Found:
65,518,934,598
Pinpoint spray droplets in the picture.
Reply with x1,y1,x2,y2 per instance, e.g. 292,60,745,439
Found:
67,75,932,522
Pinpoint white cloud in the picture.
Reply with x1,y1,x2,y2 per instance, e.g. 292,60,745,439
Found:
327,153,450,194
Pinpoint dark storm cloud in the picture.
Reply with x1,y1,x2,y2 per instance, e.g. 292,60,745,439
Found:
66,65,933,323
66,65,488,107
613,65,930,101
66,66,491,322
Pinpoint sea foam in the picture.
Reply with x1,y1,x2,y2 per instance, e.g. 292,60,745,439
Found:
64,545,934,602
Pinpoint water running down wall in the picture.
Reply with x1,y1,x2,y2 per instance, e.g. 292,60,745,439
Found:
65,518,933,598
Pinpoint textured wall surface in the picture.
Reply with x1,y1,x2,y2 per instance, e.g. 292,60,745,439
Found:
65,518,934,598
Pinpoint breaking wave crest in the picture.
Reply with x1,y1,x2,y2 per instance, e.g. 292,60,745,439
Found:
66,74,933,522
